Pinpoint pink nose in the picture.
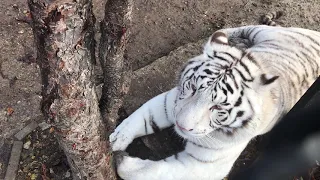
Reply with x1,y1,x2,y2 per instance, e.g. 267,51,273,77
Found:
176,122,193,131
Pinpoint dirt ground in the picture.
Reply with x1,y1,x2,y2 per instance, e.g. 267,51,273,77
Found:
0,0,320,179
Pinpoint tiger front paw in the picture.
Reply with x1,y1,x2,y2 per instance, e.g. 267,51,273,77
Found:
113,151,146,180
109,120,135,151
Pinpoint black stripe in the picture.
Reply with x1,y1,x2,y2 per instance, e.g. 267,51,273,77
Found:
174,153,185,165
290,31,320,47
234,67,253,82
193,64,202,71
222,98,228,103
222,87,228,95
187,153,215,163
301,50,318,78
220,51,239,61
111,137,117,144
242,82,250,88
229,71,239,89
164,93,170,122
174,153,179,160
247,99,254,114
226,83,234,94
149,112,160,133
239,61,253,79
245,52,261,68
220,117,228,122
182,68,193,78
199,84,205,90
182,62,204,78
228,110,244,125
189,141,221,150
246,26,259,39
213,51,230,63
234,96,242,107
144,118,148,134
204,69,213,75
251,29,265,44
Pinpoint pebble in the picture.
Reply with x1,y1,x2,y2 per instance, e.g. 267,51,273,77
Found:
50,168,54,174
23,141,31,149
18,30,24,34
38,122,51,131
65,171,71,178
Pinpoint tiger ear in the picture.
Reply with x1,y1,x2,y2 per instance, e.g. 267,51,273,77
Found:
210,31,229,45
260,74,279,86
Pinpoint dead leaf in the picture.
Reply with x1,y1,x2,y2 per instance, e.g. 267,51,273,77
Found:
49,127,54,133
7,107,14,116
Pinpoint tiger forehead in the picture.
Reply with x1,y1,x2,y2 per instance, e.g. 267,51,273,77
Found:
180,60,228,81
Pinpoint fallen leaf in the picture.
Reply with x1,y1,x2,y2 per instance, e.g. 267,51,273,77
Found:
30,173,37,180
49,127,54,133
7,107,14,116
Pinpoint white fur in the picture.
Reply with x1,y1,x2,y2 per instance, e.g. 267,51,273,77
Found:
110,25,320,180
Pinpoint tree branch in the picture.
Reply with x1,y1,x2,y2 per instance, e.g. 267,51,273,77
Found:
99,0,133,132
28,0,112,179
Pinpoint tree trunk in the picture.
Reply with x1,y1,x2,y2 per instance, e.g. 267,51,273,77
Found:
28,0,113,179
99,0,133,132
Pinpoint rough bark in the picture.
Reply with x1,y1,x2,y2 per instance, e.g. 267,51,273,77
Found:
28,0,111,179
99,0,133,132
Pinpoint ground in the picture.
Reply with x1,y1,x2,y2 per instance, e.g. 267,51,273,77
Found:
0,0,320,179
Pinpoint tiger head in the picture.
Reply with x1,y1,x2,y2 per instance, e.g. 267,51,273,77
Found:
173,31,279,139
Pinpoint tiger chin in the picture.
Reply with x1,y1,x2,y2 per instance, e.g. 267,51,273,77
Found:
109,25,320,180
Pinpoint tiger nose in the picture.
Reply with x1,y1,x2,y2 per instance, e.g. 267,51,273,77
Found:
176,122,193,131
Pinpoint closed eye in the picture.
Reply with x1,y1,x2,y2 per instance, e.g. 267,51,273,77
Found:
220,102,230,106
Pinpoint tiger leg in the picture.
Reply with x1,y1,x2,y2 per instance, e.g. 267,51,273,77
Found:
114,151,231,180
109,88,178,151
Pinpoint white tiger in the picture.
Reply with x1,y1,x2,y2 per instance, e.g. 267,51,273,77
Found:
109,25,320,180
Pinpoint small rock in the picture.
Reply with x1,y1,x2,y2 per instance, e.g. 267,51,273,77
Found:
18,30,24,34
23,140,31,149
167,18,171,20
49,168,54,174
12,4,18,9
38,122,51,131
65,171,71,178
